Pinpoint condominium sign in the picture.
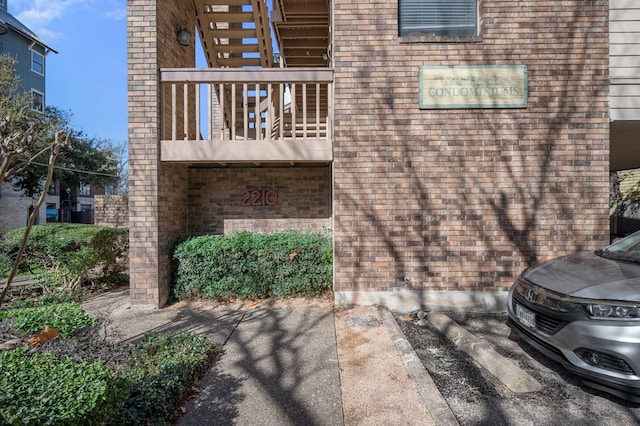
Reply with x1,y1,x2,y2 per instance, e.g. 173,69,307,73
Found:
419,65,527,109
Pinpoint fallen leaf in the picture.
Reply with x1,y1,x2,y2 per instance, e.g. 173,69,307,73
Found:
26,326,60,346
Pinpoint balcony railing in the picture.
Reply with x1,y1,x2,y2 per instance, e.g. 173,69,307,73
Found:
159,68,334,164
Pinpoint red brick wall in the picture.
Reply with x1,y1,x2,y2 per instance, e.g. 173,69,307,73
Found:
187,166,332,234
332,0,610,294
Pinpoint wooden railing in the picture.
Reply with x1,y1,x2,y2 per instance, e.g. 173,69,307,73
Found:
160,68,333,143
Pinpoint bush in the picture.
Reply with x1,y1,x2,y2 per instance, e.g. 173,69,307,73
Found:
172,230,332,301
0,306,216,425
1,302,97,337
109,332,218,425
0,250,11,278
0,224,128,289
0,348,129,425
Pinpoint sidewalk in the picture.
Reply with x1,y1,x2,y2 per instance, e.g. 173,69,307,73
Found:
82,288,455,425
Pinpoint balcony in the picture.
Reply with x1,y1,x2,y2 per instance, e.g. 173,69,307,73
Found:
159,67,334,165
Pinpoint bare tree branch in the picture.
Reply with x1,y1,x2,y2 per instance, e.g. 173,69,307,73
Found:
0,130,71,307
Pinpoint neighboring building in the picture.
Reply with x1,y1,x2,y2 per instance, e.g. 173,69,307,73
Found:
0,181,110,233
611,168,640,238
0,0,57,233
0,0,56,112
0,182,56,231
610,0,640,172
128,0,613,310
47,181,110,226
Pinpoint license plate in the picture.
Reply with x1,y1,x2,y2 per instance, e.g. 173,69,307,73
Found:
516,304,536,330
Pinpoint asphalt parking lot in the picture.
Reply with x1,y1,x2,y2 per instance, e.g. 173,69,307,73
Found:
394,312,640,425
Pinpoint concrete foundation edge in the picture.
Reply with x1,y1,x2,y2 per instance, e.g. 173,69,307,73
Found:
379,307,460,425
334,290,509,313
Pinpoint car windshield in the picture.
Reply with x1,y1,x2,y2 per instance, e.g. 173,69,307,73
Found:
598,231,640,263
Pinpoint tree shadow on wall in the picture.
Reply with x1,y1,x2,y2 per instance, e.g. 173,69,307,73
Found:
334,2,607,294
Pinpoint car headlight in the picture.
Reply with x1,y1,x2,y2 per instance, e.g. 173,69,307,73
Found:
584,303,640,319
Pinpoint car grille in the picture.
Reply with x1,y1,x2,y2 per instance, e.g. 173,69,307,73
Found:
508,318,566,360
514,301,568,335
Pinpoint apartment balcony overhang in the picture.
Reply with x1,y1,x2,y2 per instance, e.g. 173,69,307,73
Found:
160,67,333,166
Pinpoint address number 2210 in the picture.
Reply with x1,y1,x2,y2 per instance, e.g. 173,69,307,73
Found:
241,190,278,206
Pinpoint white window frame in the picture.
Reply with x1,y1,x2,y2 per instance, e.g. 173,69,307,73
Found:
31,50,44,75
399,0,478,38
79,183,91,196
31,89,44,113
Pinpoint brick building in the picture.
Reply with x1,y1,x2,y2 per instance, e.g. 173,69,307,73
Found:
127,0,611,309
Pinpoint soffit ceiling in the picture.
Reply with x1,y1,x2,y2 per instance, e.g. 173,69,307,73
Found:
194,0,330,68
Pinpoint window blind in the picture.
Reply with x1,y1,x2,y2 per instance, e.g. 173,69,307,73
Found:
399,0,476,37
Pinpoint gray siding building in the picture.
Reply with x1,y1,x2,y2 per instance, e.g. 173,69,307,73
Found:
0,0,56,111
0,0,57,232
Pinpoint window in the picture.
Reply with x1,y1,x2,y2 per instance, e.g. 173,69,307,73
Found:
399,0,477,37
79,183,91,196
31,90,44,112
31,51,44,75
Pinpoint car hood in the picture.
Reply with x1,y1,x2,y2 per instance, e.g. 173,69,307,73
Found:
523,252,640,301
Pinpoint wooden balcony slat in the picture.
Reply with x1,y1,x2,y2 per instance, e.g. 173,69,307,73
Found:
213,44,260,54
207,29,258,39
217,58,262,67
206,12,255,22
276,27,328,39
205,0,253,7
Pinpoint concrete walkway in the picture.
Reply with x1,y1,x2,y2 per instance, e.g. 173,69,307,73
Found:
82,288,453,425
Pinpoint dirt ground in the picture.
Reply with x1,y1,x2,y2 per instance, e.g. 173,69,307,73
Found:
395,311,640,426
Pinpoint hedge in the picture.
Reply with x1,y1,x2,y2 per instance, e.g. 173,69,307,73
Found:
172,230,332,300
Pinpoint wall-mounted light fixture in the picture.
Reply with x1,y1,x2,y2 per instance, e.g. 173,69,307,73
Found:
176,23,191,47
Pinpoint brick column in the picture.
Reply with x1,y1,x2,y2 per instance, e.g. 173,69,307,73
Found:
127,0,194,307
128,0,161,306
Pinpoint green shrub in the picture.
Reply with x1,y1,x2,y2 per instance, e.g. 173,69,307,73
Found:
0,224,128,289
0,250,12,278
109,332,218,425
0,348,129,425
1,302,97,336
172,230,332,301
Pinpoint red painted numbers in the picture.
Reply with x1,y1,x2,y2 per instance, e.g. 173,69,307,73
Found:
241,190,278,206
